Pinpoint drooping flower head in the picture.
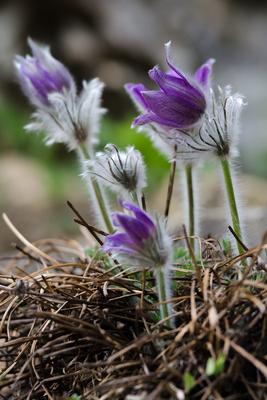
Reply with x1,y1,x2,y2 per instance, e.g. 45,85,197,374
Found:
83,144,147,196
103,201,172,268
176,86,245,161
14,39,106,151
125,41,215,149
15,38,75,108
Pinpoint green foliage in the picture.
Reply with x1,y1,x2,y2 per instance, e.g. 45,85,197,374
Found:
174,247,189,259
205,353,225,377
173,247,204,280
0,97,61,163
85,246,105,260
183,371,196,393
67,395,81,400
173,247,194,282
85,247,114,270
221,238,232,255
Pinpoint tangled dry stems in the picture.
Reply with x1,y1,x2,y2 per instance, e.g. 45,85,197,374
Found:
0,235,266,400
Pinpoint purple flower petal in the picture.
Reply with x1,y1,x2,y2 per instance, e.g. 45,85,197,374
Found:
102,201,172,269
19,58,72,105
149,67,205,110
111,213,120,227
103,232,136,253
194,58,215,88
28,38,73,86
124,83,149,111
15,38,74,107
115,214,151,244
164,41,188,81
121,201,155,233
132,112,157,127
134,110,194,128
140,91,204,128
149,65,191,90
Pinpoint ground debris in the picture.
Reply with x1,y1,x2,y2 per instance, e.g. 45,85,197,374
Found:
0,238,266,399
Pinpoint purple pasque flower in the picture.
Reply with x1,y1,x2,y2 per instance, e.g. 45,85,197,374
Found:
125,41,215,147
14,38,74,108
103,201,172,268
15,39,106,151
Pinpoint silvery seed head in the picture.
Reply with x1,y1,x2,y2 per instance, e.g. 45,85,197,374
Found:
84,144,147,196
175,86,245,162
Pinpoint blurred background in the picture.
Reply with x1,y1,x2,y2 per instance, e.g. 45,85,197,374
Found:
1,0,267,252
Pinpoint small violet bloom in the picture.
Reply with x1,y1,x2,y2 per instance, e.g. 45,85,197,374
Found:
103,201,174,326
125,41,214,148
14,38,74,108
83,144,147,197
103,201,172,269
15,38,106,151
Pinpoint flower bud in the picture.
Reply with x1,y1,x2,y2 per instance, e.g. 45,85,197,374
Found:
84,144,147,196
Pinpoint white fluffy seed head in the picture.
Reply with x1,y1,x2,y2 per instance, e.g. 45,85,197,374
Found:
25,78,106,151
174,86,245,163
83,144,147,196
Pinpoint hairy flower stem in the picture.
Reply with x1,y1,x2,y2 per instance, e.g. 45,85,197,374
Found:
131,190,142,209
79,144,113,233
185,164,195,250
220,157,243,255
154,267,173,328
165,152,177,219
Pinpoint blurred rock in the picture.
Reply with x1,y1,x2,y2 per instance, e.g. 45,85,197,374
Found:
0,153,50,209
0,2,25,80
0,153,88,252
85,0,166,62
59,24,103,68
98,60,137,91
